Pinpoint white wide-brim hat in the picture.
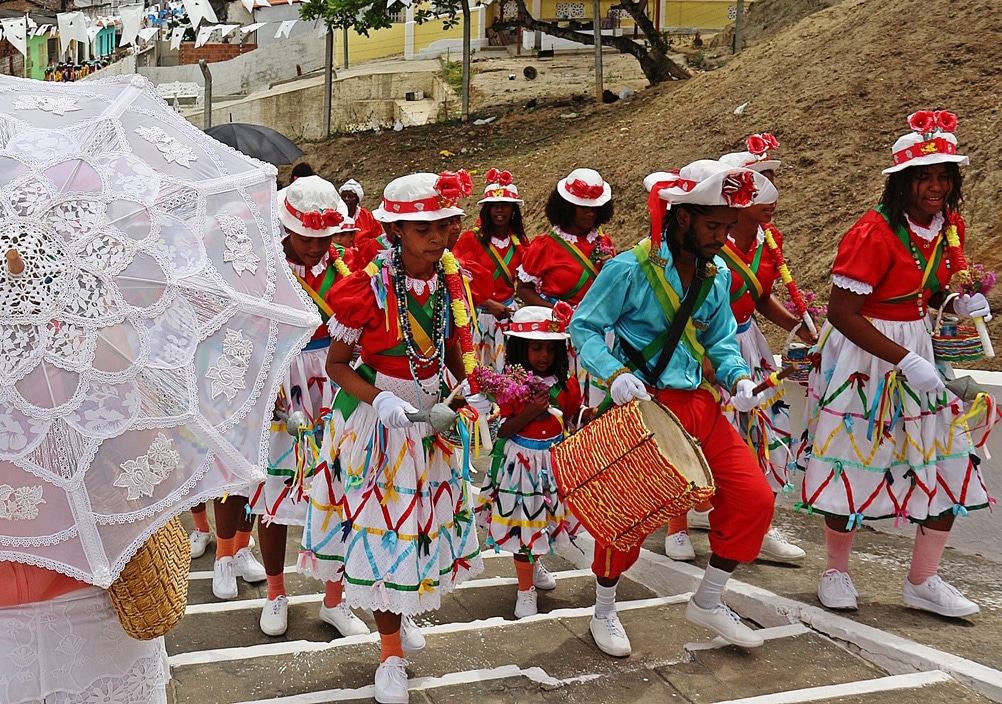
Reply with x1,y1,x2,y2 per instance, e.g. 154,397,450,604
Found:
277,175,350,238
372,172,468,223
332,217,360,235
719,150,781,174
556,167,612,207
504,304,571,340
647,159,778,207
478,183,524,206
882,131,969,174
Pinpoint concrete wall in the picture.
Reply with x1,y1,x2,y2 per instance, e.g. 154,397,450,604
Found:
183,69,448,139
410,8,487,60
136,28,327,96
333,22,407,66
254,3,320,48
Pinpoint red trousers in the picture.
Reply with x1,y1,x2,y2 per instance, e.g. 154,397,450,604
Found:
592,388,774,580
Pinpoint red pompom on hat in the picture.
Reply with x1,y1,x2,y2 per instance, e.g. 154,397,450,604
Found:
276,175,350,238
883,110,968,174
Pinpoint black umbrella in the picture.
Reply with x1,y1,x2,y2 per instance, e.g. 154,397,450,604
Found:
205,123,305,166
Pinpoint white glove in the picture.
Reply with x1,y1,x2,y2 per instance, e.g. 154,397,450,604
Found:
610,372,651,405
896,351,945,392
730,378,764,413
954,293,992,322
371,391,418,428
466,393,492,418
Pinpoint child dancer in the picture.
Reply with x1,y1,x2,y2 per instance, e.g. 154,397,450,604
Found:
477,305,592,619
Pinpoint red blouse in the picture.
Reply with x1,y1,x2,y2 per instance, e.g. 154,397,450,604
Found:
722,226,782,325
327,262,460,379
518,229,616,306
452,229,525,303
499,376,582,440
833,209,963,322
291,255,353,343
350,206,383,248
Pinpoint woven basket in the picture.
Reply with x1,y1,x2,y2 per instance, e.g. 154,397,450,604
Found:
781,325,813,386
932,297,984,363
108,516,190,640
551,399,714,552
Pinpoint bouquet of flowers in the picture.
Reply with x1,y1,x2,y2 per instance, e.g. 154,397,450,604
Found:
784,289,827,325
945,227,995,357
470,364,551,405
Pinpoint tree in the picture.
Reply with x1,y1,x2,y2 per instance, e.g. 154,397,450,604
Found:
510,0,689,85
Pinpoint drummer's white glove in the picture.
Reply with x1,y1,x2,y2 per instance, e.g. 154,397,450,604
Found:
466,393,492,418
730,378,765,413
371,391,418,428
954,293,992,322
896,351,945,392
610,372,651,405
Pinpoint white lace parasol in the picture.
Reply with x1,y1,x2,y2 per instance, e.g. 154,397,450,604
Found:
0,75,321,588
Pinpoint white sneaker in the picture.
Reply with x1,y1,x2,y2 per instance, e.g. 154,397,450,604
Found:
514,587,538,619
665,532,696,561
685,598,764,648
319,602,370,636
758,528,806,563
818,569,858,610
689,509,712,531
589,612,632,657
374,656,409,704
400,615,426,654
532,561,557,590
188,529,212,559
232,547,267,583
903,575,980,618
260,595,289,636
212,557,238,600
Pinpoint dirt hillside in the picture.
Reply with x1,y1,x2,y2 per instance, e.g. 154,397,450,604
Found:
298,0,1002,353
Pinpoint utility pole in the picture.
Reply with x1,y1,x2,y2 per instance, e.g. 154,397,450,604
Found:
733,0,744,54
593,0,602,103
342,25,348,69
323,27,333,136
460,0,471,121
198,59,212,129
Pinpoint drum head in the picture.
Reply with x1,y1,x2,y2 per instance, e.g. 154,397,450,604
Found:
638,400,713,488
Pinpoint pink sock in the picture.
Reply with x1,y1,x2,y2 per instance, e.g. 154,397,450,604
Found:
324,580,343,608
824,525,855,573
908,526,950,585
266,573,286,601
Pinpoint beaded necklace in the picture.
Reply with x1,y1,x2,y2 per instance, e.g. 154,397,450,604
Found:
902,221,949,319
392,244,448,381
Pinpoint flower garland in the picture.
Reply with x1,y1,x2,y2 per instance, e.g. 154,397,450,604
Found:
763,225,817,335
441,251,481,392
944,224,995,357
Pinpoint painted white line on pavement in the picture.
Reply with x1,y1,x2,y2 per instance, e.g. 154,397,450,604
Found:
169,593,694,667
684,623,809,651
184,568,596,615
230,664,564,704
713,669,954,703
187,549,508,581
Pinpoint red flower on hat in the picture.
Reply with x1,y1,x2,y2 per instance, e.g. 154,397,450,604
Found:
721,171,759,207
436,170,473,201
908,110,937,134
746,134,769,155
566,178,605,200
300,208,344,230
485,168,514,186
552,300,573,327
762,132,780,150
321,209,344,228
934,110,958,133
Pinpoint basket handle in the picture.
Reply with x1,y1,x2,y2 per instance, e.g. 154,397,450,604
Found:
934,292,960,334
783,323,802,353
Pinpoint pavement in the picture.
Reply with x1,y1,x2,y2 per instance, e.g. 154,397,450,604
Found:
169,479,1002,704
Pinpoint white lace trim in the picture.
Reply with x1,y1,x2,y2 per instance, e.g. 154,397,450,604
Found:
218,214,261,275
516,265,541,286
0,484,45,521
553,225,598,244
288,252,330,279
406,275,439,295
113,433,180,500
205,330,253,401
14,95,81,116
906,211,945,242
833,274,873,295
134,125,197,168
328,317,363,345
490,235,511,248
728,227,766,249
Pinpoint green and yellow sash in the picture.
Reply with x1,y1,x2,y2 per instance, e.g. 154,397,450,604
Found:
875,205,945,305
548,230,599,301
720,240,765,304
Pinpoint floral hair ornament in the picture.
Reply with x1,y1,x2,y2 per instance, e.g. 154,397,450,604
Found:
276,175,350,238
883,110,968,174
557,168,612,207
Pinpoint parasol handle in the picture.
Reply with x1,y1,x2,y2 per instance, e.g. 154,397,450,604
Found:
6,248,24,275
973,317,995,358
801,312,817,336
752,366,797,395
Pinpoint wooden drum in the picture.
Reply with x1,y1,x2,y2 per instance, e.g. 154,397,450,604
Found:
551,399,714,551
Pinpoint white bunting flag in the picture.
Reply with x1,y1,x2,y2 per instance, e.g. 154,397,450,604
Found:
240,22,266,36
240,0,255,10
170,25,187,50
119,4,145,46
274,19,296,38
138,26,159,43
56,11,90,54
218,24,239,37
182,0,218,29
0,17,27,57
195,24,216,47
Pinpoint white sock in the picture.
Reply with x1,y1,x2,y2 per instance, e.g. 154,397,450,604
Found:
693,565,731,610
594,581,618,619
